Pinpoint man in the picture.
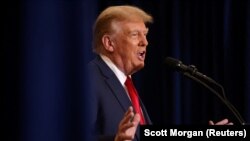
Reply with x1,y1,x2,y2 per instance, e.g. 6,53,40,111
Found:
88,5,232,141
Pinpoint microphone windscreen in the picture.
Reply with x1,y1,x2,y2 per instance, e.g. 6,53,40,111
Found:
165,57,182,69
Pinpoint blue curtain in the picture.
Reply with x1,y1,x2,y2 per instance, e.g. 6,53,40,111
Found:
4,0,97,141
3,0,250,141
139,0,250,125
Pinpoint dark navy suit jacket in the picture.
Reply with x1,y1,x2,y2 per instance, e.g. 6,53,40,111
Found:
88,56,152,141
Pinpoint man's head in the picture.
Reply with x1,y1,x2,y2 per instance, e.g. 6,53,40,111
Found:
93,5,153,75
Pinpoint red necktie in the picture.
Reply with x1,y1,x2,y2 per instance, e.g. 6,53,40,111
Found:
125,76,146,125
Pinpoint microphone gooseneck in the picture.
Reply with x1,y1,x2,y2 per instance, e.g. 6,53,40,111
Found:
165,57,218,85
165,57,246,125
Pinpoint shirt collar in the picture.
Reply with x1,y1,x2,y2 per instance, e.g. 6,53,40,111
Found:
100,54,127,86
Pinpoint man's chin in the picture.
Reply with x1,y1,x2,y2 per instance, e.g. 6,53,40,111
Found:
135,64,144,71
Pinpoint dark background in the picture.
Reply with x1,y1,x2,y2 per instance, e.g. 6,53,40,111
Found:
3,0,250,141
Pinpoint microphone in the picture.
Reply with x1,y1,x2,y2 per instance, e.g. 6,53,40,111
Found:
165,57,246,125
165,57,216,84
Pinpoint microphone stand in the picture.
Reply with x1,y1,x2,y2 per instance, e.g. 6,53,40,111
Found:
183,72,246,125
164,57,246,125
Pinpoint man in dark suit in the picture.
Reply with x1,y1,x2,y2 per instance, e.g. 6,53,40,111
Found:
88,5,232,141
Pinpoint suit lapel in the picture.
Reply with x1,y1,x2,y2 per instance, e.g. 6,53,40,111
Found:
94,56,148,140
94,56,132,111
103,67,141,141
105,78,132,111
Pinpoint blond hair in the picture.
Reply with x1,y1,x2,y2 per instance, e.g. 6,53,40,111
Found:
92,5,153,54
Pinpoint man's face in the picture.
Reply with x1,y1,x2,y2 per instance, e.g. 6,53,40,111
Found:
111,21,149,75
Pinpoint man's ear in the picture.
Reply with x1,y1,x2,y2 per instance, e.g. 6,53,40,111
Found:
102,35,114,52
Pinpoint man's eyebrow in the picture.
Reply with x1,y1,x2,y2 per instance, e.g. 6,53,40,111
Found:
128,29,149,34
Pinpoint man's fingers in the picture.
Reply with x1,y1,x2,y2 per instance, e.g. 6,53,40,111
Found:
215,119,228,125
124,106,133,117
115,132,134,141
209,119,233,125
119,106,135,127
208,120,214,125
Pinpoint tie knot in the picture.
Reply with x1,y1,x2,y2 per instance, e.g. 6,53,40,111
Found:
125,76,136,91
125,76,132,86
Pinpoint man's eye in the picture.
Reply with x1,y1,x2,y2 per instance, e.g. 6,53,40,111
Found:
131,33,138,36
